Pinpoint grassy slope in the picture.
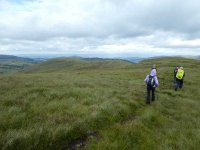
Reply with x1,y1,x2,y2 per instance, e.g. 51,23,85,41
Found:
0,57,37,74
0,57,199,150
85,58,200,150
24,58,131,73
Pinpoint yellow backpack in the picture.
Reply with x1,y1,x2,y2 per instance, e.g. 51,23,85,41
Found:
176,69,184,79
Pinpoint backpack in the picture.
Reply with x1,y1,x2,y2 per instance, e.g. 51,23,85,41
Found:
147,75,155,87
174,67,178,73
176,69,184,80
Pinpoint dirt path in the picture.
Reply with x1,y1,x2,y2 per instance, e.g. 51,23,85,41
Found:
63,131,98,150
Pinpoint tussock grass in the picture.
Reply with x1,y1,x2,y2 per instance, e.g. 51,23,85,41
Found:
85,58,200,150
0,57,199,149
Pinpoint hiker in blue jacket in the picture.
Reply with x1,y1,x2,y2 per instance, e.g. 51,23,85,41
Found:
144,65,159,104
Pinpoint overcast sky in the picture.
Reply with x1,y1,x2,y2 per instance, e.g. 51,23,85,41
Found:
0,0,200,58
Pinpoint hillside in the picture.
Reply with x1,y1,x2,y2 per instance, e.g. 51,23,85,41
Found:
0,55,39,74
24,57,132,73
0,57,199,150
0,55,35,62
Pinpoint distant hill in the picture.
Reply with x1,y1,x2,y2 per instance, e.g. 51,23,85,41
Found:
23,56,200,74
122,57,145,63
81,57,145,63
0,55,37,63
24,57,132,73
0,55,40,74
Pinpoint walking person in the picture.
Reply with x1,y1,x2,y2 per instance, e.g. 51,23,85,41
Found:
144,65,159,104
175,66,185,91
174,66,179,83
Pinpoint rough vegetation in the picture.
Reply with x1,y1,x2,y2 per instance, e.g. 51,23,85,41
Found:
0,57,199,150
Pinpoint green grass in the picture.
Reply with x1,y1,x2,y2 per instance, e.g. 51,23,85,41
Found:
0,60,36,74
0,57,199,150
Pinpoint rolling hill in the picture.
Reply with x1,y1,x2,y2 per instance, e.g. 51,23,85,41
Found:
0,55,39,74
24,57,132,73
0,57,199,150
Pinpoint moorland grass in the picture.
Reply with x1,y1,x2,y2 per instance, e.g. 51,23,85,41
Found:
0,57,199,150
85,58,200,150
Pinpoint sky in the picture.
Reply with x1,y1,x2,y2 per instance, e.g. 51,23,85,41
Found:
0,0,200,58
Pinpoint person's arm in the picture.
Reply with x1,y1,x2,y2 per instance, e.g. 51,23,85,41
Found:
144,75,149,84
154,76,159,87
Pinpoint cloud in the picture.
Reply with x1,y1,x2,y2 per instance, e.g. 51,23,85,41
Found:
0,0,200,57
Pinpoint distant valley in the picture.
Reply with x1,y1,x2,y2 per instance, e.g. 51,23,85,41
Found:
0,55,40,74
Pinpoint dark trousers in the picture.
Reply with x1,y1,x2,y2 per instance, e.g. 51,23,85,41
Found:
146,86,155,103
175,79,183,90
